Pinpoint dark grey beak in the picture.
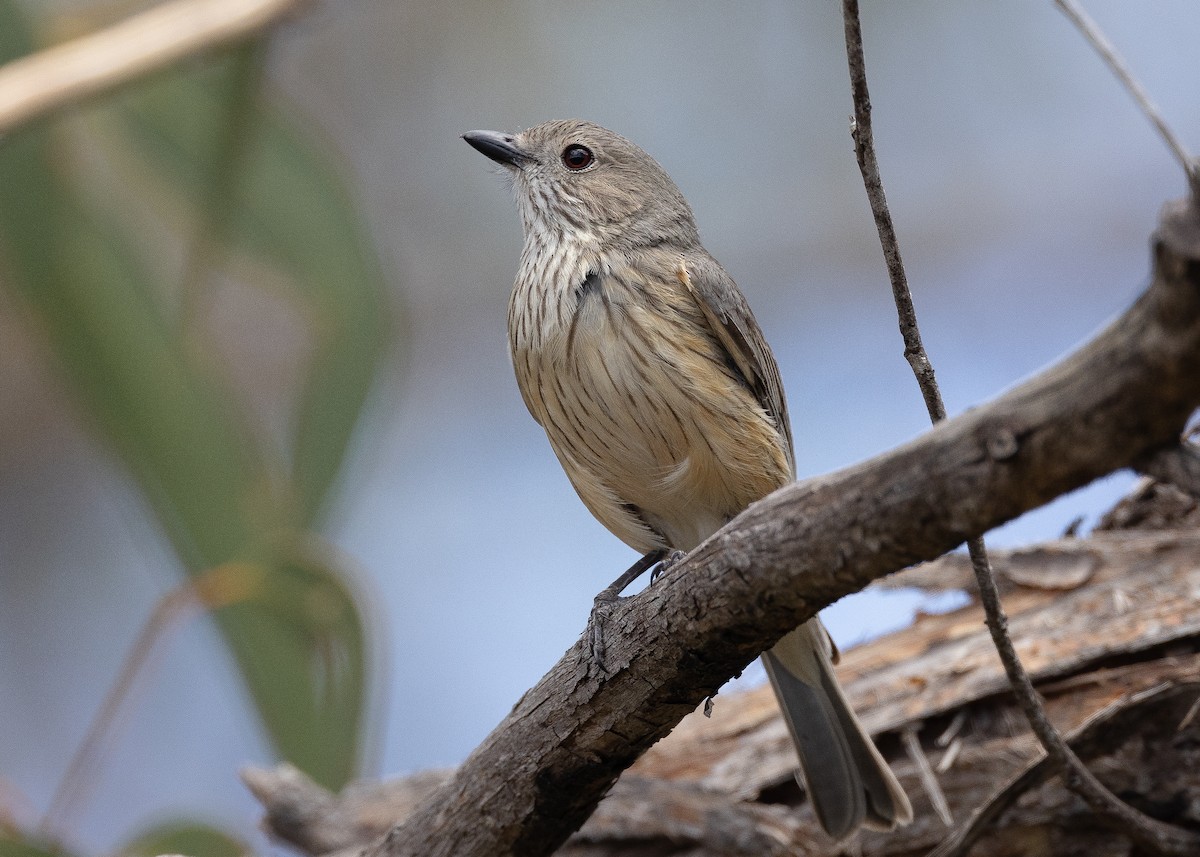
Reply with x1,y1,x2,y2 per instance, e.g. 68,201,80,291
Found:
463,130,531,167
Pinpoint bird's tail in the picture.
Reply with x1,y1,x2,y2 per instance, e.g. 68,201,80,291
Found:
761,619,913,839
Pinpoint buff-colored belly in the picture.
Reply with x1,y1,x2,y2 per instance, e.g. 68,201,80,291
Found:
514,275,790,554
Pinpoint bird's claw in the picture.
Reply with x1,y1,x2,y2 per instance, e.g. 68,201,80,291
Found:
583,549,680,678
585,590,621,677
650,549,686,584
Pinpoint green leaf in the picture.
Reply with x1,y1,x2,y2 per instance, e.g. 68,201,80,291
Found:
0,833,71,857
0,7,383,789
112,52,392,526
0,0,31,63
121,821,250,857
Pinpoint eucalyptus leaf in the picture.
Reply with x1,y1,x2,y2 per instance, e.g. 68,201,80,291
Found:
121,821,251,857
0,3,387,790
112,56,392,525
0,835,70,857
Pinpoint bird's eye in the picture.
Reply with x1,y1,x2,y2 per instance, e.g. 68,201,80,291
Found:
561,144,594,171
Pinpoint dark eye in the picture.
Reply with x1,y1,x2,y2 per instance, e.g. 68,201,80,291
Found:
561,144,594,171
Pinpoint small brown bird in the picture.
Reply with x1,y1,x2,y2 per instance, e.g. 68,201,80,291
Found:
464,120,912,839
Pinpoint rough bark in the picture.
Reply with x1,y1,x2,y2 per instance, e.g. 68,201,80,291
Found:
247,517,1200,856
269,200,1200,857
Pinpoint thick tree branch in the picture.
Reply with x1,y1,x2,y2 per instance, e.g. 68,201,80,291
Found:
356,198,1200,857
0,0,306,136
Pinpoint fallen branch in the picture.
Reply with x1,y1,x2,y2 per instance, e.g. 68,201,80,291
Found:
929,682,1200,857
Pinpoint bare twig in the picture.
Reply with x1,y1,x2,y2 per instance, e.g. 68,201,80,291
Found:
841,2,1200,854
1053,0,1200,199
935,711,967,748
934,738,962,774
0,0,307,137
901,727,953,827
840,4,944,423
1178,696,1200,733
39,564,261,842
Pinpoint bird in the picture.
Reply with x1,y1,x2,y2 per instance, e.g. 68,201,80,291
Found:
463,119,912,839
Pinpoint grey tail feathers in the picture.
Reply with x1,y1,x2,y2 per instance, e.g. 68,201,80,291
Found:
761,621,913,839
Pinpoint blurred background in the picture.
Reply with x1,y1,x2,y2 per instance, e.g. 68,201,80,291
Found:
2,0,1199,854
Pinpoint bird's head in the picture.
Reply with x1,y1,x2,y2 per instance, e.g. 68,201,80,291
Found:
464,119,699,251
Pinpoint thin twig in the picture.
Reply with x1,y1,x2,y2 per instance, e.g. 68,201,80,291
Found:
840,9,944,423
840,2,1200,854
1178,696,1200,733
934,737,962,774
0,0,307,137
38,563,261,843
934,710,966,748
901,727,953,827
1053,0,1200,199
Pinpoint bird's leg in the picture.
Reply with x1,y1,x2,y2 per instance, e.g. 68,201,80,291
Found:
598,548,667,602
586,548,667,675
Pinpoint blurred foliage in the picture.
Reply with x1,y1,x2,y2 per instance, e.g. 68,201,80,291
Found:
0,821,250,857
0,0,390,818
120,821,251,857
0,835,66,857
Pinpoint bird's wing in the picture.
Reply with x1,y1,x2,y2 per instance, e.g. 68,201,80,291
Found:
676,254,795,471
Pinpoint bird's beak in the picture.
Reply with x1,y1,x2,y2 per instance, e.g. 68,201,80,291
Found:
462,130,532,168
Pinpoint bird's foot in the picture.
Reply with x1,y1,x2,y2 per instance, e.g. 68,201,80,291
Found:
585,589,623,677
582,549,666,678
650,549,686,585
